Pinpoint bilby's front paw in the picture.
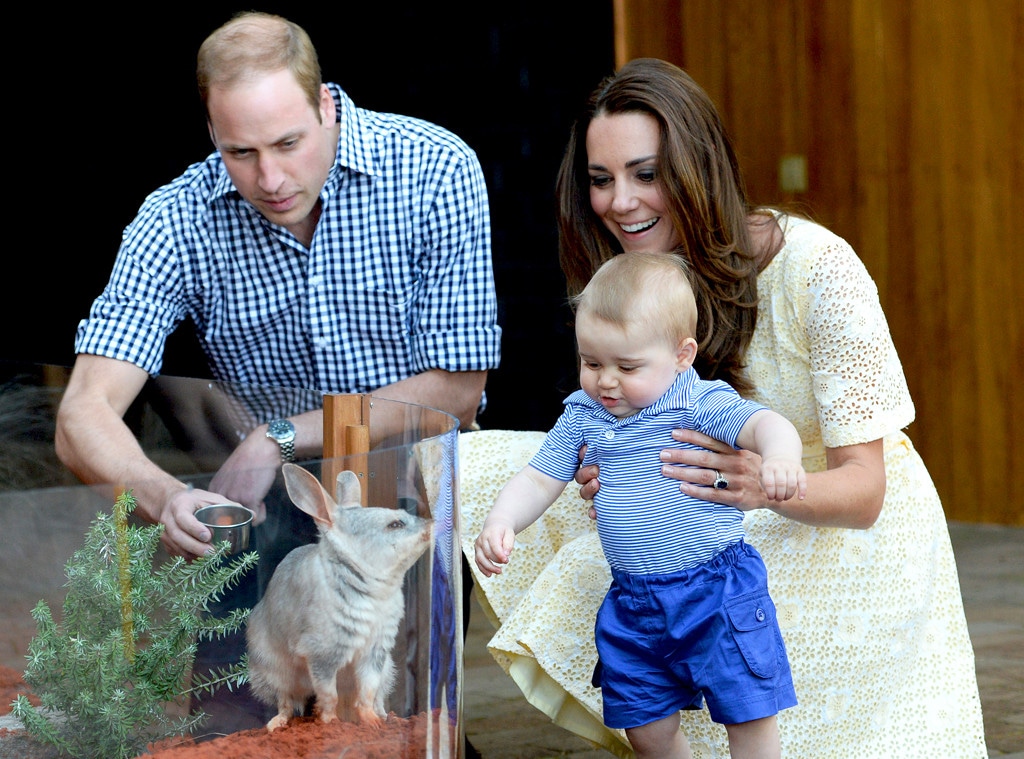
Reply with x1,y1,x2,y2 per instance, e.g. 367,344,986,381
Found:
266,713,290,732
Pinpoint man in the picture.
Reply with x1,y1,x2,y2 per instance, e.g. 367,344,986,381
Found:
55,11,500,737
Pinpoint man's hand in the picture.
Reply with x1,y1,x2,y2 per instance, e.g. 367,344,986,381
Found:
208,429,280,523
156,486,228,558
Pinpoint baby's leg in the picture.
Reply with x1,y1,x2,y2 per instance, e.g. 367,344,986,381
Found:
624,713,692,759
724,715,781,759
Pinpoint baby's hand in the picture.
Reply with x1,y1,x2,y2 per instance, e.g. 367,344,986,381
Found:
761,457,807,502
474,522,516,577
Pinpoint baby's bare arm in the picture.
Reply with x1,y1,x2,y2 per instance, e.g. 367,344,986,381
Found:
737,410,808,502
474,466,567,577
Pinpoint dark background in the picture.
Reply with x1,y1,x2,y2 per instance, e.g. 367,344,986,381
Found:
6,4,615,432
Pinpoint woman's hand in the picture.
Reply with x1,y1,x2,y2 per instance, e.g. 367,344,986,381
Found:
577,428,884,528
663,428,769,511
669,432,885,528
574,431,771,517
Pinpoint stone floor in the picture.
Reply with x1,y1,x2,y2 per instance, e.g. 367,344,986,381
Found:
462,520,1024,758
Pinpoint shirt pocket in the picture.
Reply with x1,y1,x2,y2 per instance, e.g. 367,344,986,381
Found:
340,286,410,340
328,287,413,387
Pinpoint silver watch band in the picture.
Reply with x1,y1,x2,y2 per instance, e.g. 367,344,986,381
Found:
266,419,296,463
276,437,295,463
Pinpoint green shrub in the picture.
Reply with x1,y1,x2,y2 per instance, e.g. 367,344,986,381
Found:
11,489,258,759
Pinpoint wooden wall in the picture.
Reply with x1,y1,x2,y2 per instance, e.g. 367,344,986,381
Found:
614,0,1023,525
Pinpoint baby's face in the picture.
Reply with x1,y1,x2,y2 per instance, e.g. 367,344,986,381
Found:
576,312,684,419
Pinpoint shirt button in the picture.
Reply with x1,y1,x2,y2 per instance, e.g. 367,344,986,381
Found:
755,608,766,622
604,430,614,440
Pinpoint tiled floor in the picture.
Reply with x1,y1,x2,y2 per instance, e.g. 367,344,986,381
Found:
462,520,1024,758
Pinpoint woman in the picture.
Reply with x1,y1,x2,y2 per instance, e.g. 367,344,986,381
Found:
459,58,986,758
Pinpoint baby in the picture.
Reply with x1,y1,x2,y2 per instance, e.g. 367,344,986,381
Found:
475,251,804,759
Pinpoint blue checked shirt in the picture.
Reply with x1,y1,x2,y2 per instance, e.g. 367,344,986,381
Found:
529,369,766,574
76,84,501,418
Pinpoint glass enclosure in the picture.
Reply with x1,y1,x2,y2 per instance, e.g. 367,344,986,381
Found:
0,361,463,758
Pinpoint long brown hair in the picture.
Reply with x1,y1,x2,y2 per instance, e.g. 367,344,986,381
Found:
556,58,762,395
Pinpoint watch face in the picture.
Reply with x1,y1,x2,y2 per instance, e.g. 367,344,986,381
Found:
267,419,295,441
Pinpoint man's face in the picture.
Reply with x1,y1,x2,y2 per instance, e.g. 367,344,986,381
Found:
207,68,337,242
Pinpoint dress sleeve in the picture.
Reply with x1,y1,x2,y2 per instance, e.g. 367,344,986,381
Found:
797,225,916,448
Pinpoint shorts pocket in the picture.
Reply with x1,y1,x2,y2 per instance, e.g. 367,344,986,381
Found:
724,590,781,679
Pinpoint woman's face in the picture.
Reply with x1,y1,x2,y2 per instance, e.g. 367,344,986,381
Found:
586,112,681,253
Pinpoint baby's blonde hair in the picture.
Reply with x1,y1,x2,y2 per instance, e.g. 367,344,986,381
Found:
571,251,698,346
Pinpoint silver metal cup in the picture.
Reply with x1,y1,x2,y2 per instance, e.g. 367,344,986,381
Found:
194,503,254,554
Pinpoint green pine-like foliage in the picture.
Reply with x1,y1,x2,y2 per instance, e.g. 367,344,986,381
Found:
11,489,258,758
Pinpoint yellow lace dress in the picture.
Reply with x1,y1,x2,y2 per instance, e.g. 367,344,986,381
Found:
459,215,988,758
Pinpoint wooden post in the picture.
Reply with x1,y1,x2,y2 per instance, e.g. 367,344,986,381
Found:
322,394,371,505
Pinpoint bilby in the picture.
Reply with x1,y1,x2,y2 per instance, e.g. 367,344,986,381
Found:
246,462,433,731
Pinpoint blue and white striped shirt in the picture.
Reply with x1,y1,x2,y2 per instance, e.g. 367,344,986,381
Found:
75,84,501,419
529,369,765,575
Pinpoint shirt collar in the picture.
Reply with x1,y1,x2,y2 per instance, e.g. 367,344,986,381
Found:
329,83,379,179
646,369,697,415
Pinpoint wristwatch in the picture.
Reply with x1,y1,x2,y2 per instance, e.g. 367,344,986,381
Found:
265,419,296,463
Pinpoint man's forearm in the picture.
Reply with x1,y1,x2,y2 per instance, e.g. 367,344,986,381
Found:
368,369,487,434
55,400,186,524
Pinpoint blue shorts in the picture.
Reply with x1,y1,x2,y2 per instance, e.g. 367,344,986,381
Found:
595,540,797,729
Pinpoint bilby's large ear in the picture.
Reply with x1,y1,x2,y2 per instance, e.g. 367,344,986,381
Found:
281,462,335,527
334,470,363,507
